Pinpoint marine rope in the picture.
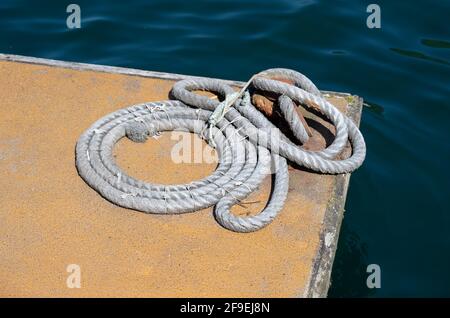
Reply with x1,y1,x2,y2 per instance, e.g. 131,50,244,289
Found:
75,68,366,233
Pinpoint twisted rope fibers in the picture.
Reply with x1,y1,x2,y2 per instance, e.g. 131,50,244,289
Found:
75,68,366,232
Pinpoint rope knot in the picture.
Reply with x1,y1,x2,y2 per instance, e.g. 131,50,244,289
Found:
207,92,240,126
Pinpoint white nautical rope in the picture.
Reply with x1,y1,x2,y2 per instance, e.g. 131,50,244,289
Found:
75,68,366,232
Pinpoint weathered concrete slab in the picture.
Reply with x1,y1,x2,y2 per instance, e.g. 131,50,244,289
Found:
0,54,362,297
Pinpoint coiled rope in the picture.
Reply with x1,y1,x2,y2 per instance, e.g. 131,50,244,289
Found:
75,68,366,233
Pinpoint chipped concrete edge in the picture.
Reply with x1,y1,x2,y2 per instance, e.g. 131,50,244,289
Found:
0,53,351,97
0,53,361,298
0,53,247,86
303,95,363,298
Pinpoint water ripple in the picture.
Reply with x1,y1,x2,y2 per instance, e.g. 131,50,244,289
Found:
0,0,449,297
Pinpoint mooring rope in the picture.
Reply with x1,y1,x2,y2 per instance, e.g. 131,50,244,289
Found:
75,68,366,232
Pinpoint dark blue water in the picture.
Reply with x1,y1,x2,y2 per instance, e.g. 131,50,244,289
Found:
1,0,449,297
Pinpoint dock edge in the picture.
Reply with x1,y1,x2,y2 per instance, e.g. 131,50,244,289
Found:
0,53,363,298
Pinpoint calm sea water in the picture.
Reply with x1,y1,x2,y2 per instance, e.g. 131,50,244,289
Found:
1,0,449,297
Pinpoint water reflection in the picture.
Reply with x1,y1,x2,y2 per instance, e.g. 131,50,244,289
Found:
390,48,450,66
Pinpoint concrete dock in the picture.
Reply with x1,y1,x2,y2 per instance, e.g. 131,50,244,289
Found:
0,54,362,297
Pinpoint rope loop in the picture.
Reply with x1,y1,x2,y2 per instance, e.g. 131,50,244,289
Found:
76,68,366,232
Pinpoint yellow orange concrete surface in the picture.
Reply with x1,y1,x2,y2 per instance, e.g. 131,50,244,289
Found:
0,57,360,297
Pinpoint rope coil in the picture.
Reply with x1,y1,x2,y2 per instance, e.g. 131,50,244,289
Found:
75,68,366,232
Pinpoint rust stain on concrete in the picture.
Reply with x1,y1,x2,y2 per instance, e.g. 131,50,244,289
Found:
0,59,356,297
